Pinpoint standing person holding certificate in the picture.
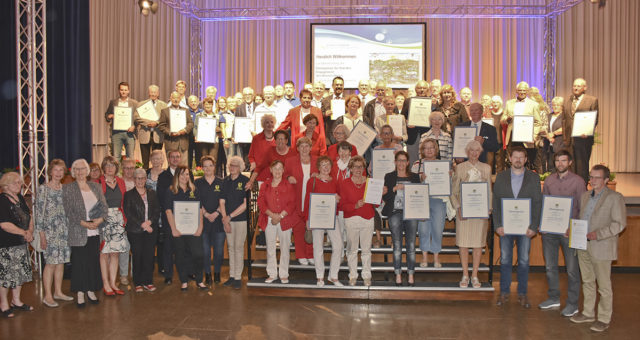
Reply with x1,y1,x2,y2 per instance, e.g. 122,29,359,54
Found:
493,146,542,308
570,165,626,332
164,166,206,291
331,95,372,136
382,151,421,286
245,114,277,190
400,80,433,164
320,76,345,144
374,96,408,143
104,81,138,163
420,111,453,161
135,85,167,169
451,140,492,288
500,82,542,170
158,91,194,167
456,103,499,163
194,98,226,164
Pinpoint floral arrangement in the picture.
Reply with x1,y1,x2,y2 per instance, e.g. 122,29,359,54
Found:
192,166,204,177
539,171,552,181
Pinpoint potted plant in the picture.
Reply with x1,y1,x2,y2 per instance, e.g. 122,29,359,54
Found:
607,171,616,191
539,171,551,191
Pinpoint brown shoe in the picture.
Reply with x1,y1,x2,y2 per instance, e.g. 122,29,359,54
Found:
590,321,609,332
496,293,509,307
518,294,531,309
570,313,596,324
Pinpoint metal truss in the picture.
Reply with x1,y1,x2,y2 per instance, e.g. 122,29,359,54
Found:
189,18,203,98
543,14,557,104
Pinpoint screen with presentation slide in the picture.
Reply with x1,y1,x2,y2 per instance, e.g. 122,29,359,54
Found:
311,23,426,89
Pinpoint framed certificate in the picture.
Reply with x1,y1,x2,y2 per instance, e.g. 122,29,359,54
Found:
539,195,573,234
512,115,534,143
387,115,404,137
253,109,273,134
169,109,187,133
346,121,376,156
233,117,253,143
422,160,451,196
308,193,337,230
403,184,430,220
460,182,490,219
330,99,345,120
452,126,478,158
222,113,234,139
113,107,133,131
501,198,531,235
173,201,200,235
363,178,384,205
407,97,431,127
196,117,217,143
137,101,158,121
571,111,597,137
371,148,396,179
569,219,588,250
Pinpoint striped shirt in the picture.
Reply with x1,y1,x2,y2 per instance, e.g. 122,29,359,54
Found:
420,129,453,161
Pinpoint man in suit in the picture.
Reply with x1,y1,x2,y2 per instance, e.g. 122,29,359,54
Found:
320,76,345,144
459,87,473,120
311,82,325,109
493,146,542,309
357,79,375,108
235,87,255,168
283,80,301,107
363,80,389,127
570,165,626,332
457,103,499,163
400,80,433,164
277,89,325,147
157,91,194,166
105,81,139,162
156,150,181,285
501,81,543,170
135,85,167,168
562,78,599,185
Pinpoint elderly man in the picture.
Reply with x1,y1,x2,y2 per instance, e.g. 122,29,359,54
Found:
562,78,599,185
157,91,194,166
278,89,325,147
236,87,255,118
357,79,375,107
460,87,473,120
255,86,287,126
430,79,442,102
105,81,139,162
501,81,543,170
204,86,218,111
456,103,499,163
570,165,626,332
311,82,325,108
283,80,301,107
172,80,188,108
363,80,392,128
274,85,285,102
400,80,433,163
374,96,407,143
135,85,167,168
320,76,345,144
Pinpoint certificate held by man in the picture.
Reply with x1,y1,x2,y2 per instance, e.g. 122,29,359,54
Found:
346,121,376,156
512,115,534,143
407,97,431,127
460,182,489,218
422,160,450,196
571,111,597,137
196,117,217,143
330,99,345,120
169,109,187,133
501,198,531,235
403,184,430,220
233,117,253,143
363,178,384,204
452,126,478,158
173,201,200,235
113,107,133,131
569,219,588,250
137,101,158,121
371,148,396,179
308,193,337,230
539,196,573,234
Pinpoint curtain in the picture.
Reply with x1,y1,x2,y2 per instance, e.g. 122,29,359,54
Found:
0,0,18,170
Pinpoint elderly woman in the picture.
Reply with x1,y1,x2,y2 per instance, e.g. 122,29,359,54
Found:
253,130,297,185
124,168,160,292
258,160,299,283
435,84,468,133
531,92,551,173
339,156,376,286
488,95,505,172
226,96,238,113
331,95,372,133
546,97,565,172
220,156,249,289
0,172,34,317
146,150,165,191
35,159,73,308
420,111,453,161
63,159,107,307
88,162,102,182
451,140,492,288
285,137,318,265
374,96,408,143
195,97,226,163
327,124,358,162
297,114,327,157
246,114,277,189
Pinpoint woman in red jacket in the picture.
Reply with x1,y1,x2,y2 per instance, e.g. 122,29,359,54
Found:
253,130,297,185
295,114,326,157
258,160,299,283
247,114,276,189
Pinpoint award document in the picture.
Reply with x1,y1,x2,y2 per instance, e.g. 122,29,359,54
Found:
571,111,597,137
512,115,534,143
222,113,234,139
501,198,531,235
460,182,490,218
363,178,384,204
407,97,431,127
452,126,478,158
308,193,337,230
387,115,404,137
173,201,200,235
422,160,451,196
233,117,253,143
569,219,588,250
346,121,376,156
330,99,345,120
253,109,274,134
403,184,430,220
137,101,158,121
113,107,133,131
539,196,574,234
371,148,396,179
196,117,217,143
169,109,186,133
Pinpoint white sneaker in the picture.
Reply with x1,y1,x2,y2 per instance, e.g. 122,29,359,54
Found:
280,278,289,284
308,259,315,265
316,280,325,287
328,278,343,287
265,277,277,283
298,258,309,265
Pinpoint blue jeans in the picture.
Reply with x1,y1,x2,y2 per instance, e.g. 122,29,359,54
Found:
418,198,446,253
542,233,580,306
499,234,531,295
112,131,135,162
389,211,418,275
202,225,226,275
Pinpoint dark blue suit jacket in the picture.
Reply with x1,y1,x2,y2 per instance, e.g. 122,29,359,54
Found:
456,120,499,163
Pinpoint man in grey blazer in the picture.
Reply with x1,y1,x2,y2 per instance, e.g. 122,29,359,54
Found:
105,81,139,162
157,91,194,167
570,165,626,332
493,146,542,309
135,85,167,168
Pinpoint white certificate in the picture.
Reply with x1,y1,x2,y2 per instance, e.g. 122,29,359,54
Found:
169,109,187,133
308,193,337,230
482,118,494,126
569,219,588,250
403,184,430,220
407,97,431,127
173,201,200,235
330,99,345,120
137,101,158,121
539,195,574,234
346,121,376,156
501,198,531,235
253,109,273,134
512,115,534,143
113,107,132,131
422,160,451,196
371,148,396,179
571,111,597,137
363,178,384,204
387,115,404,137
460,182,490,219
222,113,234,139
233,117,253,143
196,117,217,143
452,126,478,158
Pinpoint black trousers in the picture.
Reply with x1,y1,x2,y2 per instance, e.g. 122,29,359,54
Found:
572,137,594,185
70,236,102,293
173,235,204,284
161,225,175,279
128,231,157,286
140,141,163,169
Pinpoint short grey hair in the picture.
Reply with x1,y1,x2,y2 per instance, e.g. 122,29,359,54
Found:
551,96,564,106
70,159,90,179
333,124,350,138
465,140,483,155
133,168,147,178
227,155,244,170
261,114,276,128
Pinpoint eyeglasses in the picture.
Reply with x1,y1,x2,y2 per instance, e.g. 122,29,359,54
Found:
589,176,604,179
123,167,135,170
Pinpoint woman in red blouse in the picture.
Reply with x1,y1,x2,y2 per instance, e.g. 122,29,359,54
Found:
247,114,276,189
326,124,358,162
251,130,297,186
295,114,326,157
257,160,299,283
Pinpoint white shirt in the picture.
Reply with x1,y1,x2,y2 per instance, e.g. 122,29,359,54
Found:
300,163,311,210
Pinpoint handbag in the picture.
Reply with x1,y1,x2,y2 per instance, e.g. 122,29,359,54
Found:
31,187,48,252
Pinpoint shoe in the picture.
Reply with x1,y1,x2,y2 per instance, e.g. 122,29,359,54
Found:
419,262,428,268
76,293,85,308
1,308,14,318
265,277,277,284
590,321,609,332
459,276,469,288
538,298,561,310
280,278,289,284
135,286,144,293
205,273,212,285
316,280,325,287
164,278,172,285
395,275,403,286
223,278,235,287
363,278,372,287
103,288,116,297
298,258,309,265
53,294,74,301
87,292,99,304
471,277,481,288
308,259,315,265
496,294,509,307
349,278,357,286
10,303,34,311
76,301,85,308
43,299,59,308
214,273,221,283
143,285,157,292
328,278,343,287
180,283,188,291
198,283,209,291
518,295,531,309
561,305,579,317
570,313,596,324
433,262,442,268
113,289,125,295
120,277,129,285
232,280,241,289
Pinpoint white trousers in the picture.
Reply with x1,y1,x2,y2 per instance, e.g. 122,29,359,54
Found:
344,215,374,280
312,215,344,280
265,220,292,280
